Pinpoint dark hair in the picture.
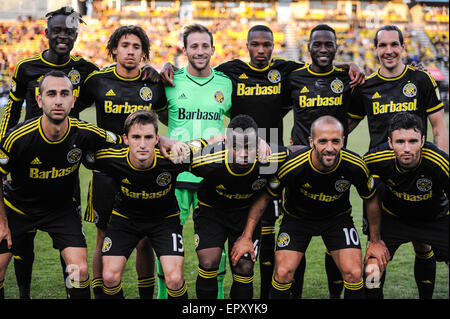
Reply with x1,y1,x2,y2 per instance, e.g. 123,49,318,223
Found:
388,112,424,138
45,6,85,27
247,25,273,41
38,70,72,94
226,114,259,141
183,24,213,48
107,25,150,61
309,24,336,42
124,110,159,136
374,25,404,47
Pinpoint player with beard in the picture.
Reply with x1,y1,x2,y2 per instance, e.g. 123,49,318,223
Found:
0,6,98,299
78,26,167,299
348,25,449,299
231,115,383,299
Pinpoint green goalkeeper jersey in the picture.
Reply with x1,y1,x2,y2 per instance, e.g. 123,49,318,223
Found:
165,67,232,184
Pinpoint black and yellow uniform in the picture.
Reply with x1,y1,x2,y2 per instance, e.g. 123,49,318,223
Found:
86,140,204,260
267,147,376,252
190,142,288,299
288,65,354,146
79,66,167,229
348,66,443,150
215,57,303,145
0,51,98,138
363,142,449,262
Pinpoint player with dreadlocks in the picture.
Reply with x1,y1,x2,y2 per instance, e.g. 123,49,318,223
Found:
0,6,98,299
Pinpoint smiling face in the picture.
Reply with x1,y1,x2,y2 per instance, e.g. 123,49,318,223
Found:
375,30,406,75
309,30,337,72
389,128,424,170
247,30,274,69
309,120,344,171
46,14,78,57
183,31,215,76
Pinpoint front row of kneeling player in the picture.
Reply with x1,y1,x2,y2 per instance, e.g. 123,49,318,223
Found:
0,71,448,298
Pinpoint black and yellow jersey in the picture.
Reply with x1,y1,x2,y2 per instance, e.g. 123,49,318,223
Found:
78,66,167,135
0,51,98,138
190,142,289,210
0,116,119,215
288,65,353,146
348,65,443,149
215,57,304,145
267,147,376,220
87,139,206,220
363,141,449,220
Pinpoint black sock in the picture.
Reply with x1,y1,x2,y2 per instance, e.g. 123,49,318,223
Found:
13,231,36,299
196,265,218,299
343,279,365,299
230,272,254,299
138,276,155,299
259,226,275,299
92,277,104,299
270,276,292,299
68,278,91,299
103,281,124,299
324,250,343,299
167,281,188,299
365,271,385,299
291,256,306,299
414,250,436,299
0,280,4,299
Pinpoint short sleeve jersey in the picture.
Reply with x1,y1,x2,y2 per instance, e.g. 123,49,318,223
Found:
0,117,119,215
288,65,354,146
190,143,288,210
215,57,304,145
0,51,98,138
348,66,443,149
165,67,232,184
267,147,376,220
78,66,167,135
363,141,449,221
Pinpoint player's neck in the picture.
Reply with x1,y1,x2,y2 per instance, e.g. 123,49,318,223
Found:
40,116,69,142
309,63,333,74
43,50,70,65
379,63,406,78
186,64,212,78
129,152,155,170
115,64,141,79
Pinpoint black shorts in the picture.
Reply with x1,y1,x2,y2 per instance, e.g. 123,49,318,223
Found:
101,212,184,259
84,171,119,230
381,211,449,262
0,200,86,254
276,212,361,253
193,205,261,261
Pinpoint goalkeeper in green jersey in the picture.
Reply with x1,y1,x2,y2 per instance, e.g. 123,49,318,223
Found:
158,24,232,299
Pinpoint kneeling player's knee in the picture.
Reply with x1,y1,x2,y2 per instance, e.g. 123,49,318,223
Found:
165,271,184,290
341,267,362,283
233,259,254,276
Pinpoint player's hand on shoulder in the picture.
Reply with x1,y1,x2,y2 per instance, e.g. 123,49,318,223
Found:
160,62,175,87
348,62,365,88
169,141,191,164
141,64,162,83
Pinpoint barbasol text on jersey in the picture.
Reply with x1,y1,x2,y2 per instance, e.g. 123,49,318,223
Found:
236,83,281,96
104,100,153,114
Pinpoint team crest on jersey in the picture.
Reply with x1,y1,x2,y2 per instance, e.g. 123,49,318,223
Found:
277,232,290,248
214,90,224,104
252,178,267,191
102,237,112,252
0,149,9,165
402,82,417,98
330,78,344,94
268,69,281,83
416,178,432,192
67,148,82,164
335,179,351,192
68,69,81,85
140,86,153,101
156,172,172,186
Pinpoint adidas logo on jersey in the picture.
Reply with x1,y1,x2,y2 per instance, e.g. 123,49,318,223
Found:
302,182,312,188
105,89,116,96
121,178,131,184
178,93,187,100
238,73,248,79
372,92,381,99
300,86,309,93
30,157,42,165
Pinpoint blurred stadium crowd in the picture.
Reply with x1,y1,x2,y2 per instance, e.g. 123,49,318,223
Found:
0,0,448,107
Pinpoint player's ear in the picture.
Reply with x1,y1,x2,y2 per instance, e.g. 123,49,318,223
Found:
123,133,129,146
308,136,314,149
388,136,393,149
36,94,43,109
420,135,425,148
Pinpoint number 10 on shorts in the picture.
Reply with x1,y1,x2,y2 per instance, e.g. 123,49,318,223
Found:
343,227,360,246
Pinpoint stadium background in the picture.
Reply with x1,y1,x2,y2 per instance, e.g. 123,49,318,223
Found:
0,0,448,299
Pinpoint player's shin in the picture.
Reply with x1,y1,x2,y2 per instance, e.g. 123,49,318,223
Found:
291,255,306,299
414,249,436,299
324,249,343,299
259,224,275,299
196,265,219,299
230,271,254,299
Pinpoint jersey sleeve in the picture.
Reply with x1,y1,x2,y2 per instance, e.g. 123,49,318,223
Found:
0,138,13,175
77,72,97,112
151,82,168,113
347,86,366,120
419,71,443,114
344,151,377,200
